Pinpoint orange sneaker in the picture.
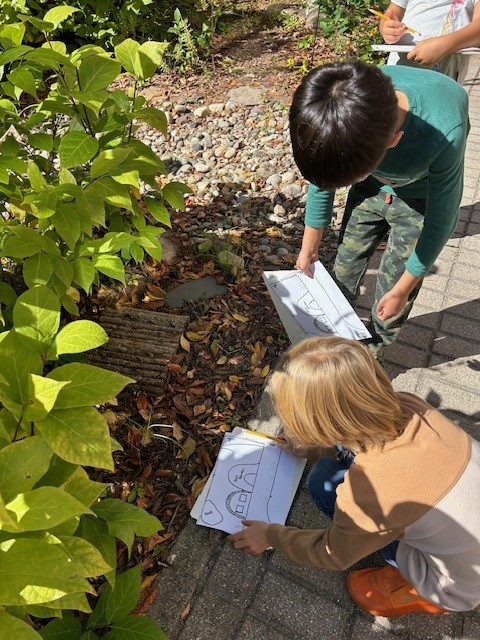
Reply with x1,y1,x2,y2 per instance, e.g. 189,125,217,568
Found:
346,565,448,617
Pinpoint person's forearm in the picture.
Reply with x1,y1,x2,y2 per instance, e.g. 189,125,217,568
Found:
440,18,480,53
301,225,324,254
393,270,422,296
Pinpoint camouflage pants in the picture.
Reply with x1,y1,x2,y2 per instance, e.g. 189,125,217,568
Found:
334,181,426,356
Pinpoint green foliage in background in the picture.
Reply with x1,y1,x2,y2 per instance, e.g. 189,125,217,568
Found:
313,0,388,61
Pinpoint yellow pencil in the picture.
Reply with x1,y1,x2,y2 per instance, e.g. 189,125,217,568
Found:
368,7,421,36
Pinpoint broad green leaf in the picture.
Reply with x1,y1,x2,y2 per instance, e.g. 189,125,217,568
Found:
76,191,105,228
36,406,114,470
48,320,108,359
59,132,99,168
25,190,58,219
6,486,92,531
90,148,132,180
136,234,162,260
127,242,144,264
43,5,80,27
59,536,112,577
24,15,55,32
115,39,140,75
28,132,53,152
23,252,53,288
0,45,32,67
27,160,48,191
72,257,96,293
38,611,82,640
62,467,107,507
51,203,81,249
145,198,170,226
60,167,77,185
79,232,133,256
134,107,167,136
13,285,60,348
112,169,140,189
0,436,53,505
162,182,189,211
2,227,60,259
70,89,109,117
103,616,168,640
47,363,133,409
7,67,37,97
36,454,78,488
0,495,21,532
134,41,168,80
0,281,17,309
23,374,70,422
0,330,43,407
80,632,99,640
76,516,116,587
92,499,162,550
88,177,134,212
25,47,72,69
0,22,26,46
78,55,121,92
0,610,40,640
93,255,126,284
92,564,141,628
0,537,93,606
48,256,74,289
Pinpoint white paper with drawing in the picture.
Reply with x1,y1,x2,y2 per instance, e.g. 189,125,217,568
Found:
192,428,306,534
263,261,371,344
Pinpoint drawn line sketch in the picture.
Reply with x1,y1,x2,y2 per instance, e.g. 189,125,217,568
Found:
198,435,287,531
264,261,371,342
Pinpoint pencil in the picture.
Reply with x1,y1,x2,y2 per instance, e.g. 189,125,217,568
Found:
368,7,421,36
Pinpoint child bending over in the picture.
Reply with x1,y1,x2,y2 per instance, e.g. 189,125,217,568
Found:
291,61,469,358
229,337,480,616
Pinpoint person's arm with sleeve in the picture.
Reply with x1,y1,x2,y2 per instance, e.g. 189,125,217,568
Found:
378,120,468,320
408,2,480,67
378,2,408,44
296,184,335,277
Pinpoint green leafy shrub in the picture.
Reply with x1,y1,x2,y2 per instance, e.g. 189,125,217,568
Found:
0,286,164,637
313,0,388,60
0,10,190,317
0,0,236,69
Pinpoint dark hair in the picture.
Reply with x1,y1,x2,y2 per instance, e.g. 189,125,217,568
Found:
289,61,398,189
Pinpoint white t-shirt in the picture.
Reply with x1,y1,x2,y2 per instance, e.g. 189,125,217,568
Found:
395,0,479,43
387,0,479,81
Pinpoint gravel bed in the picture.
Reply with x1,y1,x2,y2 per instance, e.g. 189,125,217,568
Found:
137,96,346,263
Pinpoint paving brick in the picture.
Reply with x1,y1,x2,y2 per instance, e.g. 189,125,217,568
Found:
203,538,266,603
446,278,480,301
450,260,480,284
354,610,464,640
251,571,352,640
431,334,480,360
422,273,450,292
384,342,429,368
463,616,480,640
407,304,441,328
440,312,480,342
236,617,291,640
178,592,245,640
148,567,201,640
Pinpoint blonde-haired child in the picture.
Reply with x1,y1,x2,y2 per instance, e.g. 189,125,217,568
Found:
229,337,480,617
380,1,480,83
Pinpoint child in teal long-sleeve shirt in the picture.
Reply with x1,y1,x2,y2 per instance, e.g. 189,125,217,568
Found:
291,61,469,357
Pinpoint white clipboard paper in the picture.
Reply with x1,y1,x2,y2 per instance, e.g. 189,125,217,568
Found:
372,44,480,55
263,261,371,345
191,427,306,534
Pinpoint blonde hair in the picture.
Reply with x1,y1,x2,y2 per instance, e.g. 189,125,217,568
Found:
270,337,408,451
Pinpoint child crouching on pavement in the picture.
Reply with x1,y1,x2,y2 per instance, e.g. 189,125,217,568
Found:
228,337,480,616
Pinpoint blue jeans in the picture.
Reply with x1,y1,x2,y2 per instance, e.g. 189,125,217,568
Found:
307,455,399,566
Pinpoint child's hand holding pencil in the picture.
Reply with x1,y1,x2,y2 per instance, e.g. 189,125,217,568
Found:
370,7,421,44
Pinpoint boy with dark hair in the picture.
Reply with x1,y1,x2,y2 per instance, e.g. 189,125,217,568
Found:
291,61,469,357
